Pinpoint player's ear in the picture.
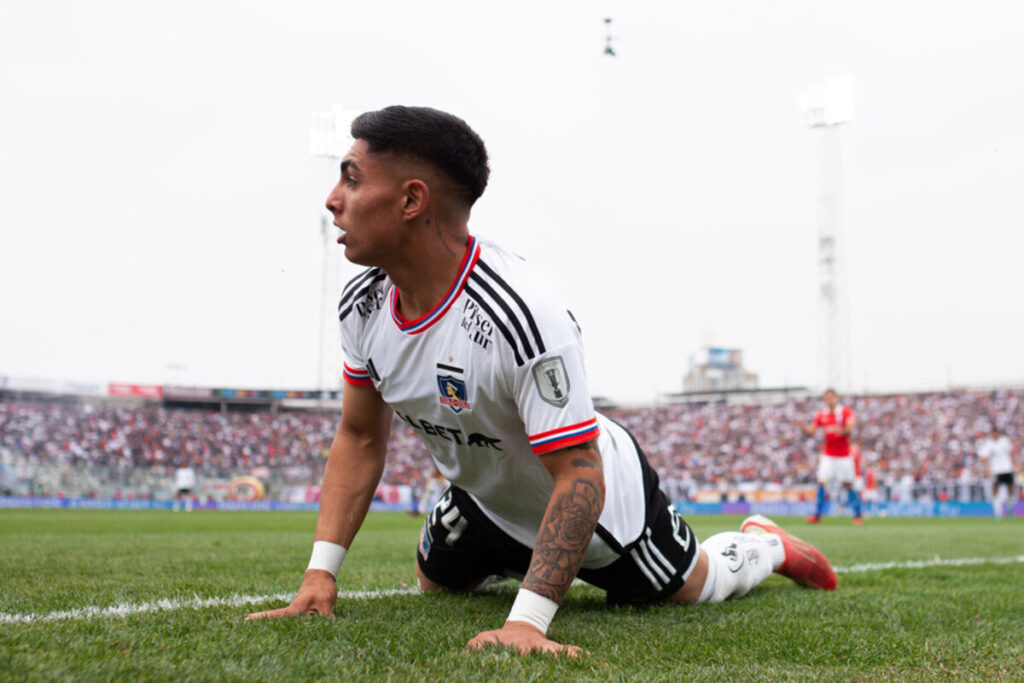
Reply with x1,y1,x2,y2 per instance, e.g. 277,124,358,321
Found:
400,179,429,220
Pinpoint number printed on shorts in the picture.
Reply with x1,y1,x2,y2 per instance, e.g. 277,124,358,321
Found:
432,490,469,546
667,504,692,551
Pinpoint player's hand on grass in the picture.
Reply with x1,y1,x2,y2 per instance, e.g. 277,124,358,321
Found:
245,569,337,620
465,621,585,658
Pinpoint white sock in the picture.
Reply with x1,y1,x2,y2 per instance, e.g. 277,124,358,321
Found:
995,486,1007,518
757,532,786,571
696,532,776,603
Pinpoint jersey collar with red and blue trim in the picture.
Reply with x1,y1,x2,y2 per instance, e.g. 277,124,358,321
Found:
389,236,481,335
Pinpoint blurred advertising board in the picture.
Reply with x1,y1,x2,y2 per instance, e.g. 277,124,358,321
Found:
108,383,163,398
1,376,104,396
707,347,742,369
162,386,215,400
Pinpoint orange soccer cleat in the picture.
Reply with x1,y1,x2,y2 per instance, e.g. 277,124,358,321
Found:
741,514,837,590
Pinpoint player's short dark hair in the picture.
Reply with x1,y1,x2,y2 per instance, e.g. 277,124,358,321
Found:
351,105,490,206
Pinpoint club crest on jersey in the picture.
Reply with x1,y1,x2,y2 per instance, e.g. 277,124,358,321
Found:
437,375,472,414
532,356,570,408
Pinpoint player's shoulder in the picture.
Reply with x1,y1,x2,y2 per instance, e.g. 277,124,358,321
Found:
472,239,570,314
473,239,541,288
338,266,391,327
469,238,579,360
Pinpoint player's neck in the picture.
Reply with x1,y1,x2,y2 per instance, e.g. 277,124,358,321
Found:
387,229,472,321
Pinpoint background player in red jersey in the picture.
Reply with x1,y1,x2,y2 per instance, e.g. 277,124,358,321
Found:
795,389,862,524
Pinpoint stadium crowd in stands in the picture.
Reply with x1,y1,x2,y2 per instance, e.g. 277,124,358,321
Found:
1,389,1020,502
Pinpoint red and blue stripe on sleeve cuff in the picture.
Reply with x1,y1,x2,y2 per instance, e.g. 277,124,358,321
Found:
528,417,600,455
343,363,374,386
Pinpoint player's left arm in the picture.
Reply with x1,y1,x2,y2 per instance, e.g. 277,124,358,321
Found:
839,409,856,436
525,438,605,603
465,438,604,658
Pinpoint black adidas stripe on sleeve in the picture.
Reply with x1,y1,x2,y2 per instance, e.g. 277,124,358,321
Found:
338,269,386,323
468,272,536,359
476,259,546,354
338,267,381,311
465,284,526,367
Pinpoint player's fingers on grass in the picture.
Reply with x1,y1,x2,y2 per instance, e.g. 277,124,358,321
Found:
313,603,336,617
465,632,499,651
465,632,585,658
465,630,523,653
558,643,587,658
249,604,336,619
543,640,586,658
244,606,299,620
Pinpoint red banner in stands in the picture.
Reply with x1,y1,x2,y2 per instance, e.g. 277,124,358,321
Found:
108,383,163,398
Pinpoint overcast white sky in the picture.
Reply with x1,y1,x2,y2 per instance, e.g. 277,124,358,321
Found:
2,0,1023,403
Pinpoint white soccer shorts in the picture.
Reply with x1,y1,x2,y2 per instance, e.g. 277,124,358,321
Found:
817,455,856,486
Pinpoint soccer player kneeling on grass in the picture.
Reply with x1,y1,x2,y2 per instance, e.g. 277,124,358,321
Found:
245,106,837,656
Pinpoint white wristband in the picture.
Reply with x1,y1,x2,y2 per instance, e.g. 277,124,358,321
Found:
306,541,346,579
506,588,559,635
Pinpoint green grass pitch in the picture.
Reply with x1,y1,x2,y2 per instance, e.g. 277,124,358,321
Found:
2,510,1023,681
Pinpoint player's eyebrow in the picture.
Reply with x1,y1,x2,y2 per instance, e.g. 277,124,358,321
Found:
340,159,359,175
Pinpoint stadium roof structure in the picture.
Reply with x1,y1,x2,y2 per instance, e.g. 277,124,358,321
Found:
660,386,812,406
0,377,342,413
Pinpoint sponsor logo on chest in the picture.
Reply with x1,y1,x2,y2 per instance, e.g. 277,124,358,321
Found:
460,299,494,351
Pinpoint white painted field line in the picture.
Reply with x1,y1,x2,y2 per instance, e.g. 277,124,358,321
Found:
4,555,1024,625
834,554,1024,574
0,587,420,625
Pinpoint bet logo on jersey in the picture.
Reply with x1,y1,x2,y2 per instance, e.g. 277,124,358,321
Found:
532,356,570,408
437,374,472,414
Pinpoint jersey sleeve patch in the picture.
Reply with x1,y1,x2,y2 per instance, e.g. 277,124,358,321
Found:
531,356,570,407
528,417,600,455
343,363,374,386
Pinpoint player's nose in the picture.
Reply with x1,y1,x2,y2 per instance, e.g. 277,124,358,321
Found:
325,184,343,214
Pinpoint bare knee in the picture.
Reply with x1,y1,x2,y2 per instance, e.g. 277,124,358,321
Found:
415,562,445,592
671,548,709,604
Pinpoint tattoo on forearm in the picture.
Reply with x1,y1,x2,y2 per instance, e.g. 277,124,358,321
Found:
522,478,602,603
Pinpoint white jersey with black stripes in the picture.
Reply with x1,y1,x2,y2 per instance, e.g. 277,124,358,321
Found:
339,236,646,569
978,435,1014,476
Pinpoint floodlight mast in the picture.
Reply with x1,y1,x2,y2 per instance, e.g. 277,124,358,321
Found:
309,105,359,394
800,77,854,393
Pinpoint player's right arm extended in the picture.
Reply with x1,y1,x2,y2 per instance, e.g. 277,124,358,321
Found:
796,414,819,436
246,382,393,619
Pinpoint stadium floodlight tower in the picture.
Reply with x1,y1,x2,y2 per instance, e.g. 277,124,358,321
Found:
309,105,360,395
800,76,854,393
